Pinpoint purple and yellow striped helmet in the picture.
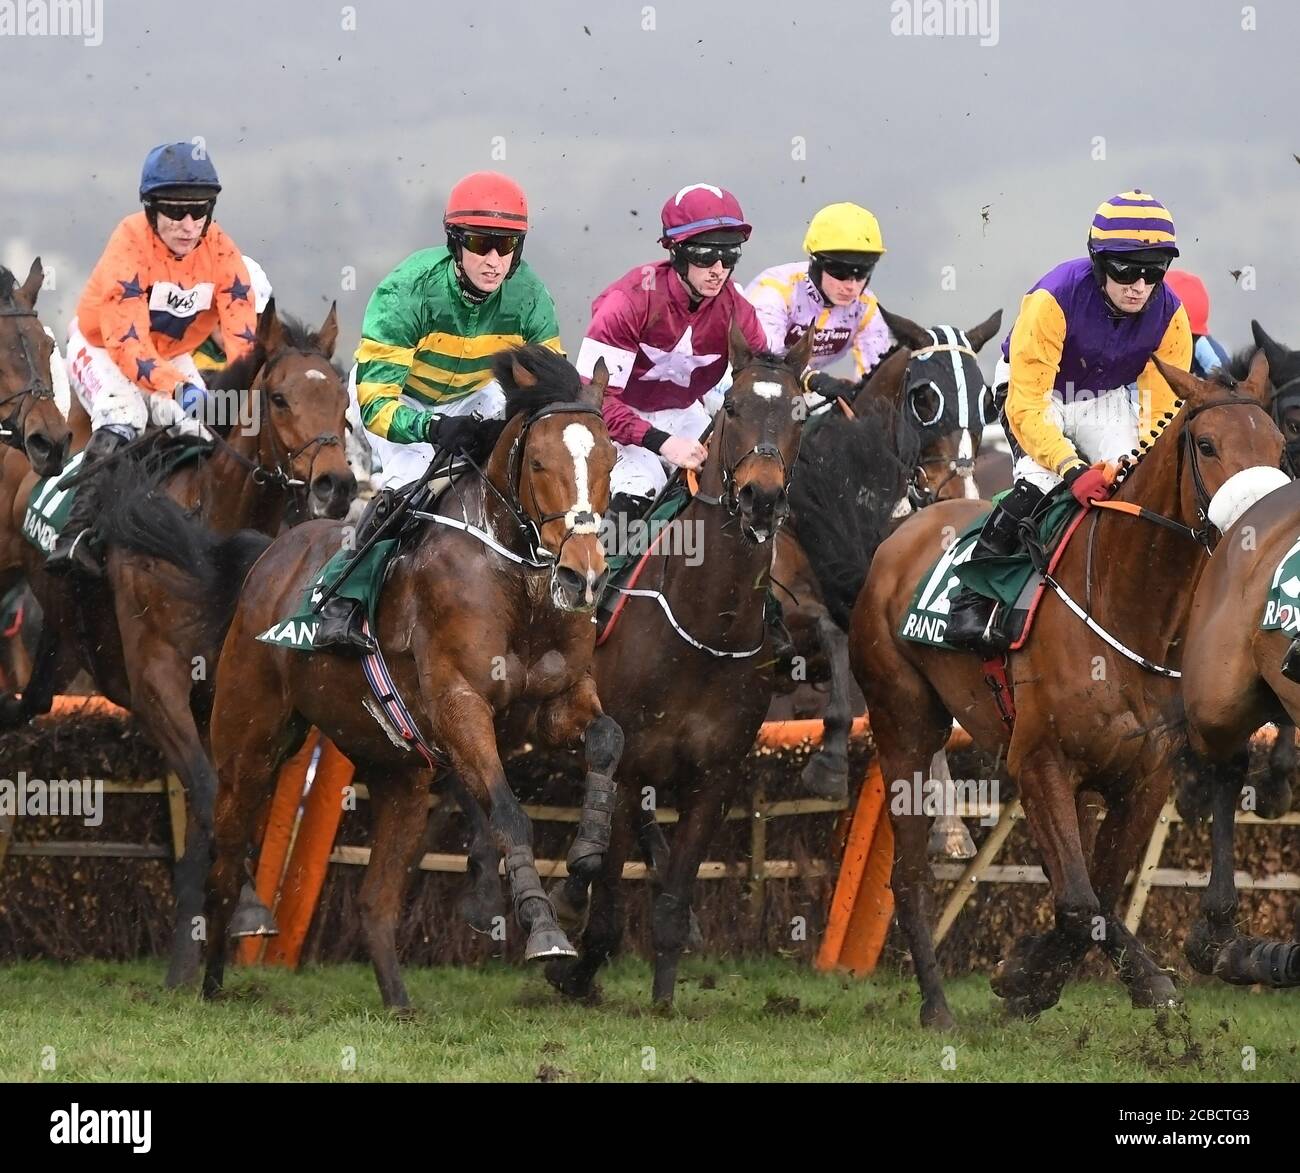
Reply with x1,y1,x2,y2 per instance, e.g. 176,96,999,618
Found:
1087,190,1179,256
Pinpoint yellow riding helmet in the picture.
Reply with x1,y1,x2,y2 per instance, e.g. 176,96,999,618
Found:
803,203,886,256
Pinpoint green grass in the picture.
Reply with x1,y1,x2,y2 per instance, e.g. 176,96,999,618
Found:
1,957,1296,1082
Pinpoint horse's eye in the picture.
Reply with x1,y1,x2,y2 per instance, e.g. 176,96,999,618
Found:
1196,437,1216,457
270,393,289,409
723,398,737,417
1287,421,1300,436
530,458,544,472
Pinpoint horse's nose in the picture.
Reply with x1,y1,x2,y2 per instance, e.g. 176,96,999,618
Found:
310,470,357,520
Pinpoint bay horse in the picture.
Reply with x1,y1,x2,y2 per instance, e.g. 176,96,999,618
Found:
1181,475,1300,987
5,300,354,987
774,307,1002,831
202,346,619,1012
461,326,811,1006
0,260,76,576
830,353,1282,1027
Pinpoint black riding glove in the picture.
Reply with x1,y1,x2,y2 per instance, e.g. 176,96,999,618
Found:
419,412,508,462
801,371,854,403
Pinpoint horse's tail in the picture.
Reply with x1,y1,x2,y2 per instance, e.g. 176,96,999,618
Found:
91,454,272,651
788,410,912,629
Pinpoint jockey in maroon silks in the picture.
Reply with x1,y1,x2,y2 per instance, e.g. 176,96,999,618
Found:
575,183,769,530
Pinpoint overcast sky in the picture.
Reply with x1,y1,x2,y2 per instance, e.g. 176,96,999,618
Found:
2,0,1296,374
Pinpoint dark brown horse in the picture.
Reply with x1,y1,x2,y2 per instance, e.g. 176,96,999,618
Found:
0,260,75,597
202,346,618,1011
830,353,1282,1027
1181,474,1300,987
774,308,1002,820
496,327,811,1005
6,301,353,986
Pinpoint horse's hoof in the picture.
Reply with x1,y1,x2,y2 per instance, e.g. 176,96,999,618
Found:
920,1003,957,1031
928,816,976,861
989,959,1026,1000
1256,778,1294,821
458,890,505,936
548,878,591,937
1184,918,1231,976
228,882,279,938
801,752,848,802
1003,995,1045,1022
1129,969,1181,1010
525,924,576,961
545,956,597,1000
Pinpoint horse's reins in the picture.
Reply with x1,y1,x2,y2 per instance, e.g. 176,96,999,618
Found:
0,301,56,453
611,366,799,659
1036,395,1266,679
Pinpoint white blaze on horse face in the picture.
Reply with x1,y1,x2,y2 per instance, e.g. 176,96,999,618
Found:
753,380,783,400
305,369,327,381
562,422,600,535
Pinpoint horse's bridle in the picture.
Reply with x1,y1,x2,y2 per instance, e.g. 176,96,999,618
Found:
692,365,796,516
1270,377,1300,476
0,302,56,454
492,399,606,565
206,349,344,501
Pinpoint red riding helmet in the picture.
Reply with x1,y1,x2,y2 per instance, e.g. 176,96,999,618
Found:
443,171,530,233
659,183,752,246
1164,269,1210,336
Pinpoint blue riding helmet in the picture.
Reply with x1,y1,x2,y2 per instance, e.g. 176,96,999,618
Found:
139,142,222,200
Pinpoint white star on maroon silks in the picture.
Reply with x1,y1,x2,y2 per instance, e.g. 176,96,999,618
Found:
638,326,719,387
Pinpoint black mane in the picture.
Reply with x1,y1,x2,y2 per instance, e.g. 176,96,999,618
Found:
494,345,584,420
788,397,920,628
207,311,344,393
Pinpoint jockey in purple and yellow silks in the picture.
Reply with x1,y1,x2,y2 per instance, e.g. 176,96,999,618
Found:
744,203,893,412
944,190,1193,653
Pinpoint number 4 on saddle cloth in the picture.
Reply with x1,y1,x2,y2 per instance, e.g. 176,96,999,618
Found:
898,488,1084,654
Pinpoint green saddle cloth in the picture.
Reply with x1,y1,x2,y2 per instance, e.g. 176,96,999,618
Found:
1261,534,1300,633
21,441,209,557
898,490,1079,651
256,537,399,652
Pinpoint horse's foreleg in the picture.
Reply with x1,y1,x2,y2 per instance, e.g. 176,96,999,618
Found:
650,769,741,1007
1186,755,1300,987
547,793,634,1000
357,768,432,1012
436,689,573,961
801,613,854,801
439,771,504,934
1088,769,1181,1010
636,809,704,951
1261,722,1296,819
536,682,623,934
128,655,220,989
992,749,1095,1017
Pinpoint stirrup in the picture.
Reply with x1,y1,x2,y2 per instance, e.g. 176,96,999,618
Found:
313,599,377,656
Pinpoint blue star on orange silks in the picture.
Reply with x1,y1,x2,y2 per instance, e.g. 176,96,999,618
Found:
135,357,157,383
117,274,145,300
235,326,258,345
120,323,139,343
223,275,251,305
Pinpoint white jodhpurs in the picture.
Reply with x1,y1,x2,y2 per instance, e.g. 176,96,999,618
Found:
346,364,506,490
996,357,1140,494
66,317,204,437
610,389,723,499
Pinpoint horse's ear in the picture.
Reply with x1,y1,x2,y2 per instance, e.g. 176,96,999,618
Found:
257,296,284,353
964,308,1003,352
728,321,753,371
316,301,339,360
1152,356,1203,404
879,306,932,351
19,257,43,306
784,326,816,375
852,345,911,413
1251,320,1291,379
1244,348,1272,402
510,355,538,389
584,358,608,410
